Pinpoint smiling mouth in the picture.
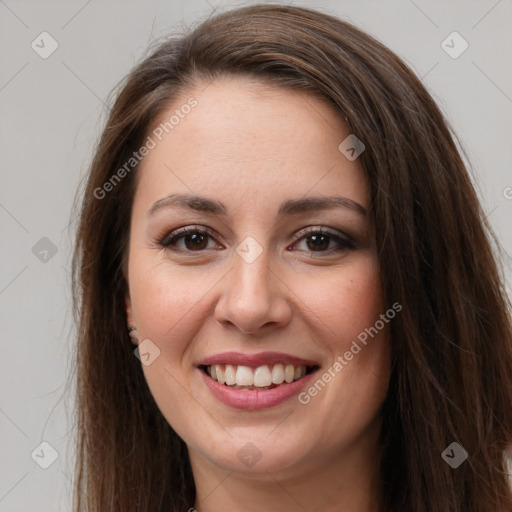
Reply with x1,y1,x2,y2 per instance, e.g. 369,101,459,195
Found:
201,363,319,390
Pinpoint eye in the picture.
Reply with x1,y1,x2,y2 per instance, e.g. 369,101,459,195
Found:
158,225,356,254
159,226,221,252
290,227,356,254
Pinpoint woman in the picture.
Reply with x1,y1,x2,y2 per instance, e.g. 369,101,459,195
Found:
71,4,512,511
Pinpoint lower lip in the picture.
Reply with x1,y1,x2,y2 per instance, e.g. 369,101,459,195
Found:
200,368,317,410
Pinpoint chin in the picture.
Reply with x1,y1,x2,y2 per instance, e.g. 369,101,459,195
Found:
190,428,316,476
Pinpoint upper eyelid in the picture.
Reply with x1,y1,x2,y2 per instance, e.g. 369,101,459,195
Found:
159,225,217,246
295,225,350,238
293,227,356,250
160,225,353,249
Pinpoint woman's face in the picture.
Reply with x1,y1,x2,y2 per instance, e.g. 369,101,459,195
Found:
125,76,391,477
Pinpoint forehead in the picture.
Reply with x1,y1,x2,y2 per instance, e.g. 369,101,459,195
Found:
134,76,367,212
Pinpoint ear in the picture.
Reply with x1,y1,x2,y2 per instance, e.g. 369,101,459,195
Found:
125,291,134,324
125,291,138,345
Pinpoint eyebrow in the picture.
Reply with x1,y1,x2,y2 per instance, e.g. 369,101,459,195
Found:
147,193,366,218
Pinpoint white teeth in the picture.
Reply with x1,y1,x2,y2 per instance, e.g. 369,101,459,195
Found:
235,365,253,386
272,363,285,384
216,365,225,384
207,363,309,387
284,365,295,383
225,364,236,385
253,365,272,387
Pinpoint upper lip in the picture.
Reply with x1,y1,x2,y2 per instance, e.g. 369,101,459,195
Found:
197,351,319,368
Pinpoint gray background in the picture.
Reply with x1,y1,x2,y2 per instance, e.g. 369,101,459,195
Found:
1,0,511,510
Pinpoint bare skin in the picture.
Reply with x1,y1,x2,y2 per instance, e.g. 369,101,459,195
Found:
125,76,391,511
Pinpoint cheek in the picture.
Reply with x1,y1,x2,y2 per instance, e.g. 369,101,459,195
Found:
297,256,384,349
293,262,390,450
127,263,205,430
128,260,209,357
296,256,390,402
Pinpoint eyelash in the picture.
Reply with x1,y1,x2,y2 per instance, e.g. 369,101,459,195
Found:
158,225,356,255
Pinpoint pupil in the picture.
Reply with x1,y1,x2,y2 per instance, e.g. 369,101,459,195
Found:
307,234,329,251
186,233,207,250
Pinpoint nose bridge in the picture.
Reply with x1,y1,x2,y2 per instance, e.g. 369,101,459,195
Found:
229,232,274,297
231,244,276,311
234,246,273,299
214,242,292,334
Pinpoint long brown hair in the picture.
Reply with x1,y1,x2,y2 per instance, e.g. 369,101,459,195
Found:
71,4,512,511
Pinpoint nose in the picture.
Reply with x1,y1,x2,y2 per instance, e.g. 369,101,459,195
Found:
214,249,292,335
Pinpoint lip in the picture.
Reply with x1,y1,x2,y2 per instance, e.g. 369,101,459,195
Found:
200,368,317,410
197,351,319,368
